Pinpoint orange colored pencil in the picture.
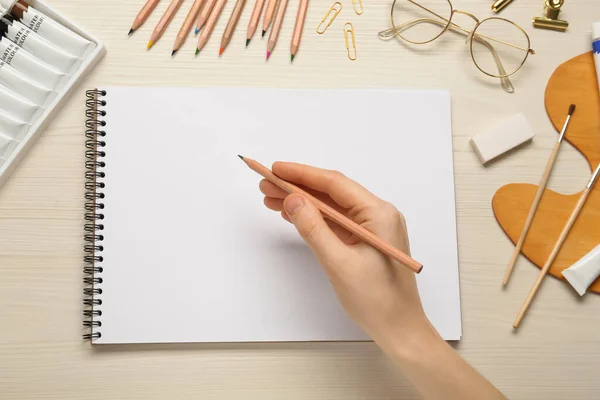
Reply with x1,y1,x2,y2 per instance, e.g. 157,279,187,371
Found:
219,0,247,55
147,0,184,49
290,0,308,61
239,156,423,274
245,0,266,46
266,0,288,60
129,0,160,35
261,0,279,37
172,0,205,55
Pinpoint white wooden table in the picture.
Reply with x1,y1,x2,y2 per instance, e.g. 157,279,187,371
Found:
1,0,599,398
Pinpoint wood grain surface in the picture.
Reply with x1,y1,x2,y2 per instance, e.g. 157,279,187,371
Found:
1,1,600,399
493,52,600,293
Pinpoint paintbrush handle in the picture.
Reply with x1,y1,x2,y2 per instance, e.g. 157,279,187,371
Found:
503,140,562,285
242,157,423,274
513,187,591,328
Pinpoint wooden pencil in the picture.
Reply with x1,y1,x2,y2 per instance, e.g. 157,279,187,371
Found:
239,156,424,274
503,104,575,285
219,0,247,55
172,0,205,55
195,0,227,54
290,0,308,62
129,0,160,35
147,0,185,49
195,0,218,33
266,0,288,60
513,161,600,328
246,0,267,46
261,0,279,37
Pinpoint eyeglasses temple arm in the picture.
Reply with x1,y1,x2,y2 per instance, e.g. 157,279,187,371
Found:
377,19,514,93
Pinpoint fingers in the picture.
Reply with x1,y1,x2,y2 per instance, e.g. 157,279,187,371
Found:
283,194,349,269
272,162,381,210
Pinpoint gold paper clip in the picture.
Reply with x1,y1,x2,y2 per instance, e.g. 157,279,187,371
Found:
344,22,357,61
352,0,363,15
317,2,342,34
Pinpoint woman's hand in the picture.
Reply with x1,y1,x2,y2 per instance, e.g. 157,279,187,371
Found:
259,161,429,345
260,162,506,400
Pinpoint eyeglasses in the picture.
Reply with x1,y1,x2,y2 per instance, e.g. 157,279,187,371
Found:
378,0,535,93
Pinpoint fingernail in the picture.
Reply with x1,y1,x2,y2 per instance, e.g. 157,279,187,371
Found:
284,195,305,215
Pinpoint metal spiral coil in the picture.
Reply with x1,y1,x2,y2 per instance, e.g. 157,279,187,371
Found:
83,89,106,341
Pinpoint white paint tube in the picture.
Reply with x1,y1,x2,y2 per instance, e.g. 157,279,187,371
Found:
0,109,29,141
0,82,43,122
1,17,81,75
19,5,95,59
0,131,18,159
0,60,55,107
0,37,67,90
562,245,600,296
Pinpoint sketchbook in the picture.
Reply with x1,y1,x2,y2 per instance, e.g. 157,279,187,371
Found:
82,87,461,344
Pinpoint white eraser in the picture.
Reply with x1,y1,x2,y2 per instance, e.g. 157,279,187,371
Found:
469,113,534,164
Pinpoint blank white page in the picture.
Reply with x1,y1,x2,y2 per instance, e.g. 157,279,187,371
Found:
95,87,461,344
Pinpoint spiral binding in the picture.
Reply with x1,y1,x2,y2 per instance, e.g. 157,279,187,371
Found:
83,89,106,341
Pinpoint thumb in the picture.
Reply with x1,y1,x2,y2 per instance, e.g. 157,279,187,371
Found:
284,194,347,267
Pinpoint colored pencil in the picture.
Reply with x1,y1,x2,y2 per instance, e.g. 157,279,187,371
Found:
148,0,184,49
290,0,308,61
220,0,247,55
261,0,279,37
239,156,424,274
245,0,266,46
503,104,575,285
129,0,160,35
196,0,227,54
172,0,205,55
513,161,600,328
266,0,288,60
195,0,217,34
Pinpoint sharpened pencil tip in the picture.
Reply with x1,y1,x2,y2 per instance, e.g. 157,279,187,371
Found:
266,51,271,60
238,155,244,160
261,30,266,37
195,48,200,55
246,39,250,47
219,47,224,56
195,28,200,34
291,54,295,62
568,104,575,115
147,40,154,49
171,49,177,57
128,28,134,36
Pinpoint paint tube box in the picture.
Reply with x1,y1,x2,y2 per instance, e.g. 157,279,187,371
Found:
0,0,106,188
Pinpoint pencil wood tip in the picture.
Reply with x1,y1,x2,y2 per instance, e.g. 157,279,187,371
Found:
171,49,177,57
568,104,575,115
219,47,224,56
245,39,250,47
128,28,134,36
147,40,154,49
238,155,244,160
261,30,266,37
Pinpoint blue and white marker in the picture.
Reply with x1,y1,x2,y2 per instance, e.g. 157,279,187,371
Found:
594,22,600,94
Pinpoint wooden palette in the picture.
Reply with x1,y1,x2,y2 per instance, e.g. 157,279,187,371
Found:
492,52,600,293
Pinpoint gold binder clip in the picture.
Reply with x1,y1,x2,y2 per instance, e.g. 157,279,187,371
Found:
352,0,363,15
317,2,342,34
344,22,357,61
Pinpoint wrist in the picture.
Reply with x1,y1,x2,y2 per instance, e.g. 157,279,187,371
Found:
373,315,447,369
